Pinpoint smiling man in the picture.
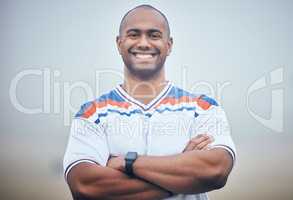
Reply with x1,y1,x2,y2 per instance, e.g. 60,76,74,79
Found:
63,5,236,200
117,5,172,81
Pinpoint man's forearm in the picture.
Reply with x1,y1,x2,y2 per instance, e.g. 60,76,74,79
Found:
67,162,170,200
132,149,233,194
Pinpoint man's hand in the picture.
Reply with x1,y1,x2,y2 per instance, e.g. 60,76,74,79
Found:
107,134,214,172
107,134,214,171
107,155,125,172
183,134,214,152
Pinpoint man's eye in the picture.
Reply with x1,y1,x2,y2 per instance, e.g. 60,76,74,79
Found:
128,33,139,38
150,33,161,39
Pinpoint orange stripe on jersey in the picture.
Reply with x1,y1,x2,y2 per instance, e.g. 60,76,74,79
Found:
194,97,211,110
154,96,194,109
96,100,131,109
82,100,132,118
82,102,97,118
154,96,211,110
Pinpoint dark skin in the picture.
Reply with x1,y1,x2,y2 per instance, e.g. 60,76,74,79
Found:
117,7,173,81
116,7,173,106
67,6,233,200
68,134,214,200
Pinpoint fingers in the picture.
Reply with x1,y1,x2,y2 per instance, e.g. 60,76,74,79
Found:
183,134,214,152
196,136,214,150
184,134,208,152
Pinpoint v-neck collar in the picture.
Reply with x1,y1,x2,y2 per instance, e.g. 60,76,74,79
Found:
115,81,172,111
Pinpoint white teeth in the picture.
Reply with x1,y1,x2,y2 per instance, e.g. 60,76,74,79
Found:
135,54,153,59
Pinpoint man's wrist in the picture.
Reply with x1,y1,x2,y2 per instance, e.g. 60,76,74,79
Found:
125,152,138,176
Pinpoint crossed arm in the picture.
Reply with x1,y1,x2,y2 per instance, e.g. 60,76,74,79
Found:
67,134,233,200
67,162,170,200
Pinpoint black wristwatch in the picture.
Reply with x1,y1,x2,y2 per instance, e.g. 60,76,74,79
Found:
125,152,138,176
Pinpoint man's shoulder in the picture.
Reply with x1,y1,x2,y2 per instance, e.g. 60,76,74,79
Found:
75,87,131,119
170,85,219,109
169,85,196,98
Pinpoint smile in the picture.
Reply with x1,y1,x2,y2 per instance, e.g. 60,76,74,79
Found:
131,52,158,59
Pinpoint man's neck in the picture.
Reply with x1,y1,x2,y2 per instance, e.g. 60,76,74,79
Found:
122,69,168,105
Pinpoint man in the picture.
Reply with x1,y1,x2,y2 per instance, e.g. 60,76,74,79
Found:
63,4,236,200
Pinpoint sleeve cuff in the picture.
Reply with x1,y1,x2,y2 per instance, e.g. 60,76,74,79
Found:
210,144,236,165
64,159,99,182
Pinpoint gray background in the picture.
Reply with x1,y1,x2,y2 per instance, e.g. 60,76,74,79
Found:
1,0,293,199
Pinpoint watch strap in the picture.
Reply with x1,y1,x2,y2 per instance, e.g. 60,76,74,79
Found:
125,159,134,176
125,152,138,177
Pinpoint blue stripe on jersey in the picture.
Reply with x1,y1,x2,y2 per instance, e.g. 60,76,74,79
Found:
200,95,218,106
166,86,196,99
156,106,196,113
76,86,215,124
75,90,127,118
98,90,125,102
93,106,199,124
75,101,93,118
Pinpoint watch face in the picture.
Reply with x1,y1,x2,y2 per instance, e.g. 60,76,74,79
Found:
126,152,137,160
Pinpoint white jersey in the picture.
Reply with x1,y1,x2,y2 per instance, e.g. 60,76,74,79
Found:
63,81,236,200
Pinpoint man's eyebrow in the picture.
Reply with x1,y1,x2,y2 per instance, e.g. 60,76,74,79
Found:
126,28,140,33
126,28,163,34
148,29,162,34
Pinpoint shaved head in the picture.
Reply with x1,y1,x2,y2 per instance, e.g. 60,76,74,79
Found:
119,4,170,37
116,4,173,80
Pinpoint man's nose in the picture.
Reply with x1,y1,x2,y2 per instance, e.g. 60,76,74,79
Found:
137,35,151,49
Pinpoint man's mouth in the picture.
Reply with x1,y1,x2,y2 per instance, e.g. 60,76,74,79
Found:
130,50,159,59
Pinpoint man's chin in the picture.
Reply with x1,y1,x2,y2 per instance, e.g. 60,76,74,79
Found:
128,66,163,80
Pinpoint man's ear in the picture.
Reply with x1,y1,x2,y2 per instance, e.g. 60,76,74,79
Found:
116,36,122,55
167,37,173,56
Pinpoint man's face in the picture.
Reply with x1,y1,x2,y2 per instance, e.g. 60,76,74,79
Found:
117,8,173,80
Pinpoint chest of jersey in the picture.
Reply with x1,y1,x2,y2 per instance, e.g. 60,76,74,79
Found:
104,109,195,156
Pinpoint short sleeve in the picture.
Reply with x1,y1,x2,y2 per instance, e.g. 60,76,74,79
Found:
63,117,110,180
192,104,237,164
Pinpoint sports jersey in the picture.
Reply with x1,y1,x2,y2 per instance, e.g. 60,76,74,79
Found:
63,81,236,200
